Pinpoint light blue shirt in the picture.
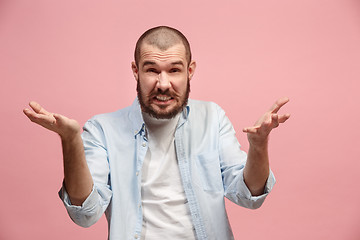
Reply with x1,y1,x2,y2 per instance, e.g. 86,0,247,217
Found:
59,99,275,240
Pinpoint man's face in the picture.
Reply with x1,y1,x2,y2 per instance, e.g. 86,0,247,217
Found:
132,43,196,119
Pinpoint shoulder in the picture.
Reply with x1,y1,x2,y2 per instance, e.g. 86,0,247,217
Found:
90,106,130,121
84,105,134,130
187,99,232,129
188,99,224,116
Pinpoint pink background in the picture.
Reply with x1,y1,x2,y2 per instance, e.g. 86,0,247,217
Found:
1,0,359,239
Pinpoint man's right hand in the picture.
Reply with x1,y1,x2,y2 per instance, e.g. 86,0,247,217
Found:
24,101,93,206
23,101,81,140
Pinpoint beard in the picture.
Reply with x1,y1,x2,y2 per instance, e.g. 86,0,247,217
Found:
137,77,190,119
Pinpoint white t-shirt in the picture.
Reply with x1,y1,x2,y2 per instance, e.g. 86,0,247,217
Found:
141,113,196,239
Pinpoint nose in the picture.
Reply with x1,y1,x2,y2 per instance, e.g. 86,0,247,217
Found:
157,72,171,91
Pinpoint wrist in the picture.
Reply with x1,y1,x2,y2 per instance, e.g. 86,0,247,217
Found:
60,130,82,143
248,137,269,151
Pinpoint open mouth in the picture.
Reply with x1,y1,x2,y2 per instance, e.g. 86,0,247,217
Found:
155,95,172,102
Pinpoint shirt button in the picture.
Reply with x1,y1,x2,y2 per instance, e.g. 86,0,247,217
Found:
142,143,146,147
136,172,139,176
134,234,139,239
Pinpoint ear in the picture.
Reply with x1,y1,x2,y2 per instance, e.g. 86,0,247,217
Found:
131,61,139,81
188,61,196,81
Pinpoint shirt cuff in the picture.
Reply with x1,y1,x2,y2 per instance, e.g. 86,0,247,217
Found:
58,183,100,227
226,169,276,209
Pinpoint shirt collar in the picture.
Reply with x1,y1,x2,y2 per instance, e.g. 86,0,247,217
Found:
129,98,145,137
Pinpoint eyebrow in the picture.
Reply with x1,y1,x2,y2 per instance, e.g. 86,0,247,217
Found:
170,61,184,66
142,61,156,68
142,60,184,68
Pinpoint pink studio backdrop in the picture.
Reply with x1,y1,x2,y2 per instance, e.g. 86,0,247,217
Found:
1,0,359,239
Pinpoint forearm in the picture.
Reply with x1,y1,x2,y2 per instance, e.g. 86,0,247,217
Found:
62,133,93,206
23,102,93,205
243,141,270,196
242,97,290,196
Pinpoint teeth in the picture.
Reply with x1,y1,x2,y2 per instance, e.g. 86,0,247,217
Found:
156,96,171,101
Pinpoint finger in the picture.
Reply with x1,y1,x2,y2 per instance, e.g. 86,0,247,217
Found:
269,97,290,114
271,114,279,128
243,126,260,134
53,113,67,126
278,113,291,123
29,101,52,115
23,108,42,120
24,108,56,125
23,108,34,119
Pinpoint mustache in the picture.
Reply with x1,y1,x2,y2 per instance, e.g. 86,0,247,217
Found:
149,88,180,98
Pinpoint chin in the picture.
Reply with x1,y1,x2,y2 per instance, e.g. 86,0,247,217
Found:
147,104,182,119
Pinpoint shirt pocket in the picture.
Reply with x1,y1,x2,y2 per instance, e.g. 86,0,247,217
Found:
193,152,223,192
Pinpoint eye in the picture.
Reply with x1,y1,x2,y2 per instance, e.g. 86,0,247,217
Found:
146,68,158,73
170,68,181,73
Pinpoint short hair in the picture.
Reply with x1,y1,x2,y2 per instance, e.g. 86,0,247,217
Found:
134,26,192,67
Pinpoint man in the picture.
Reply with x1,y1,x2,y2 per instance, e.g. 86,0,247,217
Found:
23,26,290,239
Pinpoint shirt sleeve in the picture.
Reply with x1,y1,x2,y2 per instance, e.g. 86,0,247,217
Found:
58,119,112,227
216,104,276,209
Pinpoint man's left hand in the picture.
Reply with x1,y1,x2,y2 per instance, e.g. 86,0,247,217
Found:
243,97,290,147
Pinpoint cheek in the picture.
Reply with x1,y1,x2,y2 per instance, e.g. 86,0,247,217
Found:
172,78,188,92
139,77,157,93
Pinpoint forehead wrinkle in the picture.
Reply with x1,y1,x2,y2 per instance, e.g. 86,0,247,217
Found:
141,52,185,60
139,44,187,64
